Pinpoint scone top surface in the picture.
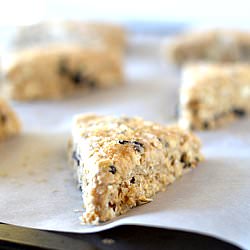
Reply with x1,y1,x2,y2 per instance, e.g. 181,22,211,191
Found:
11,21,126,53
73,114,202,155
73,114,201,165
6,45,121,70
182,63,250,88
63,21,126,51
169,29,250,46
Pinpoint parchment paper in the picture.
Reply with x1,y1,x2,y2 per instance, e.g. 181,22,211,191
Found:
0,37,250,249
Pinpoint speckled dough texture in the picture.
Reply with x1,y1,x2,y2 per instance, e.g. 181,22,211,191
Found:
0,98,21,140
4,45,123,100
164,30,250,64
69,114,203,224
179,63,250,130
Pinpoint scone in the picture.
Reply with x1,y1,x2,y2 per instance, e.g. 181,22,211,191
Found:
11,21,126,53
63,21,126,53
68,114,203,224
4,45,123,100
179,63,250,130
163,30,250,65
0,98,21,140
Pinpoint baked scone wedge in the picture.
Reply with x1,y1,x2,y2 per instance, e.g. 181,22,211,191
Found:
11,21,126,54
69,114,203,224
4,45,123,100
63,21,126,53
0,98,21,141
163,29,250,65
179,63,250,130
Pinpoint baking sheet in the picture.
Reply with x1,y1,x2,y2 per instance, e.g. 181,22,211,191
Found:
0,38,250,249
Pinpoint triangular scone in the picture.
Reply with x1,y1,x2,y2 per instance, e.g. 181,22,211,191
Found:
163,29,250,65
0,98,21,141
179,63,250,130
69,114,203,224
5,45,123,101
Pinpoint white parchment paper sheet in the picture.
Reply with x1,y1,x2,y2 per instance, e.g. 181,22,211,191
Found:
0,38,249,249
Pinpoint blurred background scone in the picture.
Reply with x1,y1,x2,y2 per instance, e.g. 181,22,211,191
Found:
179,63,250,130
0,98,20,140
11,21,126,54
1,21,125,101
163,30,250,65
4,45,123,100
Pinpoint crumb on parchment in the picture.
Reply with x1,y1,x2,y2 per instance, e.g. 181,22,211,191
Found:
102,238,115,245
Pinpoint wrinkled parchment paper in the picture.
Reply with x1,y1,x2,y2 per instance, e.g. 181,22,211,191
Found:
0,37,249,249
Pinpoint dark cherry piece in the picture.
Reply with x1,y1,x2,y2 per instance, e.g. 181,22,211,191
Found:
232,108,246,118
109,165,117,174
